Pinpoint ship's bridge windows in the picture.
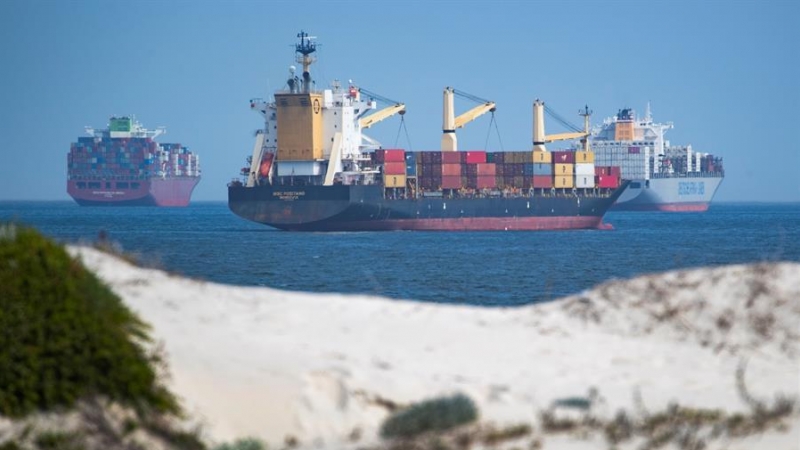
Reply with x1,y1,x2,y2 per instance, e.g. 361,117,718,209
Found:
117,182,129,189
131,182,140,189
88,182,101,189
77,182,86,189
105,182,111,188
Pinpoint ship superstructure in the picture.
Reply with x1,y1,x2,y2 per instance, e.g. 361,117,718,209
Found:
587,105,724,211
227,31,627,231
67,116,200,206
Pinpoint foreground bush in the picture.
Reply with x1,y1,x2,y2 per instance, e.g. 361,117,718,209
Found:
0,223,179,418
380,393,478,439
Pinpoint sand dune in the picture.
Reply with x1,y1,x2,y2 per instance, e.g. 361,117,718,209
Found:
68,246,800,449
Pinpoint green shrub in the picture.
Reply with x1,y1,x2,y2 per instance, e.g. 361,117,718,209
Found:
379,393,478,439
33,430,84,450
212,437,266,450
0,223,179,418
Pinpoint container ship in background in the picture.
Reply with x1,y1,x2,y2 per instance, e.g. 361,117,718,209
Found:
585,106,724,211
67,116,201,206
227,31,628,231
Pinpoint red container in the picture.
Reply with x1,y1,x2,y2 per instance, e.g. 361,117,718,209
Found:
466,175,496,189
532,175,553,188
552,151,575,164
476,163,496,176
384,149,405,162
441,175,462,189
384,161,406,175
441,163,461,177
477,176,496,189
595,166,622,177
596,175,620,188
464,151,487,164
441,151,461,164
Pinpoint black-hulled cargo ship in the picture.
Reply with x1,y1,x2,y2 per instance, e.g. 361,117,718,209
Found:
227,31,626,231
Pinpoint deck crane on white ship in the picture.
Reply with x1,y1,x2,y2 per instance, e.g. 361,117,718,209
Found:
441,87,496,151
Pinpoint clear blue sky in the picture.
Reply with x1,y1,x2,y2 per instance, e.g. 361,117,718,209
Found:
1,0,798,202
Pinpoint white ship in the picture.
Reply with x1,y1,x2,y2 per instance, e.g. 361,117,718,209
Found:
586,105,724,211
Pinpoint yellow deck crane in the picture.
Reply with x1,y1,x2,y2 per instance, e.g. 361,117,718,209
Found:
533,100,592,152
441,87,496,151
357,88,406,129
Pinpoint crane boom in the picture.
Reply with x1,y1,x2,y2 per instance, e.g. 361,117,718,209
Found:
454,102,496,129
357,87,406,129
359,104,406,129
543,131,588,143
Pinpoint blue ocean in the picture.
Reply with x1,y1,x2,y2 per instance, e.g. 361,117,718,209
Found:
1,201,797,306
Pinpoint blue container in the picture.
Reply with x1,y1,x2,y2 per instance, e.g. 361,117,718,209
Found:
523,163,535,176
533,163,552,176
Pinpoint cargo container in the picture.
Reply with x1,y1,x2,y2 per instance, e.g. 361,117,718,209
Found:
575,175,595,188
463,151,487,164
575,151,594,163
441,175,462,189
442,151,461,164
533,151,552,163
384,174,406,188
532,175,553,188
575,163,595,176
554,163,574,176
552,151,575,164
476,163,496,176
596,175,620,188
533,163,552,176
383,161,406,175
554,175,574,188
441,163,461,177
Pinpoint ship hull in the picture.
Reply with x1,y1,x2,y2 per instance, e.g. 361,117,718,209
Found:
228,183,628,231
612,176,723,212
68,177,200,207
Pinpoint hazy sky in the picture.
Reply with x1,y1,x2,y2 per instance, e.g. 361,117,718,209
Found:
1,0,798,202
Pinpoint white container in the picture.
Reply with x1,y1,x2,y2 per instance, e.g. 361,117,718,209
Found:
575,163,595,176
575,175,595,188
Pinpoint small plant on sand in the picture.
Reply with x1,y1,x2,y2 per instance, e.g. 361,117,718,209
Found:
212,437,266,450
380,393,478,440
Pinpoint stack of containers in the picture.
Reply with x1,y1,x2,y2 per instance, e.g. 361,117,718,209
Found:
405,152,417,177
552,151,575,188
593,144,647,181
418,151,443,189
532,150,553,188
380,149,406,187
574,150,595,188
460,151,496,189
441,151,461,189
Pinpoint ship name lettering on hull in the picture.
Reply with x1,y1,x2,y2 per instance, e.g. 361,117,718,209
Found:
274,191,306,201
678,182,705,196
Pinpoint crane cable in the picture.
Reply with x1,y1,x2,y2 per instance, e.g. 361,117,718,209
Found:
484,111,505,152
544,104,583,133
453,89,492,105
394,115,413,150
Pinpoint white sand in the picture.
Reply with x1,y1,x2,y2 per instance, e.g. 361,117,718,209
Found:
68,246,800,449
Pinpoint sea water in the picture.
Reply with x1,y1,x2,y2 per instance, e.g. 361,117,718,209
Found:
1,201,797,306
